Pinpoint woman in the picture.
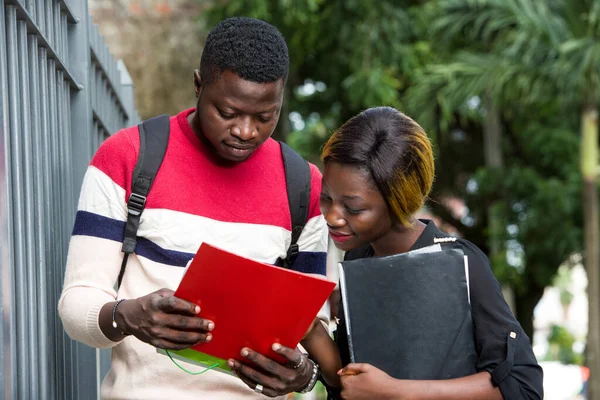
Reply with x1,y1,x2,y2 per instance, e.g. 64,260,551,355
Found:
300,107,543,399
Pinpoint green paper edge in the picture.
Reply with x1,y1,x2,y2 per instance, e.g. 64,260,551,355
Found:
157,348,234,376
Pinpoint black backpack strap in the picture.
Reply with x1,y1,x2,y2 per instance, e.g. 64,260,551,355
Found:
278,142,311,268
118,114,170,287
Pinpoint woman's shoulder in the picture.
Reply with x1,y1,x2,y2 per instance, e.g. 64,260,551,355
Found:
453,238,491,268
431,230,498,286
429,224,491,270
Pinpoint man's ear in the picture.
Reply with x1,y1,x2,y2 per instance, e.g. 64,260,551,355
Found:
193,69,202,98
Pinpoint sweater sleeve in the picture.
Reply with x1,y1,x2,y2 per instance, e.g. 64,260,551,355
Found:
58,129,137,349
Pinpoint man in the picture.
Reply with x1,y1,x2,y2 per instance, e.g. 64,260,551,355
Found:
59,17,327,399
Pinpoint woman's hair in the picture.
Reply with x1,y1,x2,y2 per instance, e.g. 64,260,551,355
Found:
321,106,434,227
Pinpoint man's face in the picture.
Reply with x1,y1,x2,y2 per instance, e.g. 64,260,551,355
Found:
193,70,284,163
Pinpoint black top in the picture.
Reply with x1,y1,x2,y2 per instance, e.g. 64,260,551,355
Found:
324,220,544,400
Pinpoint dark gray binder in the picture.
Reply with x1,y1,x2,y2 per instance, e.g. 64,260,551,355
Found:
338,246,477,380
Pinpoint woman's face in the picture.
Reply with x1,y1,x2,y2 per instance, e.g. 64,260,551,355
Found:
320,161,395,252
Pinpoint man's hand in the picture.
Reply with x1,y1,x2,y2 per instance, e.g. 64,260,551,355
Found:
339,363,398,400
227,343,313,397
115,288,214,350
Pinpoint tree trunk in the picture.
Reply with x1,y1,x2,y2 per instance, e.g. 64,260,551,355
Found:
483,92,514,310
513,284,545,340
581,105,600,400
483,92,504,257
483,93,503,170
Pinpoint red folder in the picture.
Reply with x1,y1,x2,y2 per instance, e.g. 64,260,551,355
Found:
174,243,336,365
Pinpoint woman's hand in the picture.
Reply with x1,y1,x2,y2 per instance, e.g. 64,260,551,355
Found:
339,363,399,400
113,288,215,349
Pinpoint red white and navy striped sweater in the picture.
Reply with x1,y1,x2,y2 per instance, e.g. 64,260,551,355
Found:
59,109,328,400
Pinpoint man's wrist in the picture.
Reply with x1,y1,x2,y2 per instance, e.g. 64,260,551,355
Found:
114,299,133,336
298,358,320,394
100,301,131,342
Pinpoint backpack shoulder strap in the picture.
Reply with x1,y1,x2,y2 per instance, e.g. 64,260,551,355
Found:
279,142,311,268
118,114,170,287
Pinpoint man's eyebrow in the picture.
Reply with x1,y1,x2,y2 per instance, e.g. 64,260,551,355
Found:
256,107,279,114
216,102,279,114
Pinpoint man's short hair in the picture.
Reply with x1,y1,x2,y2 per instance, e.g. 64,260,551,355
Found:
200,17,289,85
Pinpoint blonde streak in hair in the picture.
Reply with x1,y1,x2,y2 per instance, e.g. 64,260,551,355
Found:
321,131,341,161
411,147,434,196
387,172,423,227
415,138,435,196
386,135,434,227
408,125,435,196
387,183,408,226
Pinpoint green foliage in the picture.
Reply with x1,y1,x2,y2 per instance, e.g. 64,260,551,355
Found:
430,0,600,106
465,114,583,291
286,112,337,166
555,265,575,306
545,324,584,365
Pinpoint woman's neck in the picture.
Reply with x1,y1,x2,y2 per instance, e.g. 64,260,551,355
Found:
371,219,427,257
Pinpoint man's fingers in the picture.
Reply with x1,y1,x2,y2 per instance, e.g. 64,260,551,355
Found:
230,359,284,393
232,368,279,398
241,348,287,376
152,338,196,351
155,288,175,297
162,314,214,333
149,326,212,346
155,294,200,315
231,358,270,382
271,343,302,366
229,350,312,397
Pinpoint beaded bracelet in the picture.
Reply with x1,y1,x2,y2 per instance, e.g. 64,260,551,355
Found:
299,359,320,394
111,299,131,336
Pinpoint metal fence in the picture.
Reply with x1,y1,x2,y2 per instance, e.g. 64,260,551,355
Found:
0,1,140,399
